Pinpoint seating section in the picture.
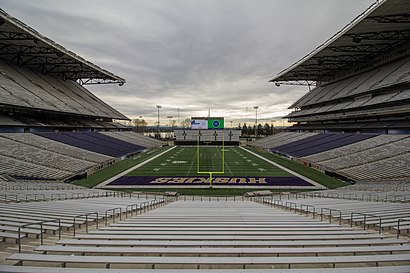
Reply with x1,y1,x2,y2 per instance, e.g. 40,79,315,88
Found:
304,134,408,163
0,59,126,119
301,135,410,181
271,133,376,157
292,57,410,109
339,153,410,182
36,132,145,157
0,195,162,243
0,133,116,180
4,200,410,271
0,154,73,180
101,131,164,149
249,132,318,149
251,132,410,182
260,195,410,236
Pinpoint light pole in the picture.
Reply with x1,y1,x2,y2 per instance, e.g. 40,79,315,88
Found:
167,115,173,139
254,106,258,139
271,120,276,135
156,105,162,139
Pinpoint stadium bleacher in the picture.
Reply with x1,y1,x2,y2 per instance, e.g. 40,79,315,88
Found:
101,131,164,149
35,132,144,158
1,200,409,272
270,133,376,157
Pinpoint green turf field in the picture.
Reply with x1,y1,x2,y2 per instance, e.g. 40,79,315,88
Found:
126,146,293,177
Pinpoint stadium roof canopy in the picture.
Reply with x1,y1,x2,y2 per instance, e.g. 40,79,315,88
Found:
0,9,125,86
269,0,410,86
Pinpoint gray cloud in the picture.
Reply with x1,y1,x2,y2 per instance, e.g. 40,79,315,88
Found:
0,0,375,126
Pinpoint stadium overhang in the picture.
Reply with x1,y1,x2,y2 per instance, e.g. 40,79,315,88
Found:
269,0,410,87
0,9,126,86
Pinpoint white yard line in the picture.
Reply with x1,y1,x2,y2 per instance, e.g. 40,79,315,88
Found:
240,147,326,189
95,146,177,188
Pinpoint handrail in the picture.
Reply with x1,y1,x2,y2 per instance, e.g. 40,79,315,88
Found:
0,194,18,203
396,218,410,238
350,212,382,233
71,192,85,199
73,212,99,236
50,193,67,200
141,201,149,213
25,193,45,202
320,208,342,225
18,219,61,253
125,204,139,217
105,207,122,226
285,201,297,213
300,204,316,218
273,199,283,208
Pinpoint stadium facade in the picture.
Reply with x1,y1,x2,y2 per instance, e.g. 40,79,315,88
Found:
271,0,410,134
258,0,410,183
0,9,164,182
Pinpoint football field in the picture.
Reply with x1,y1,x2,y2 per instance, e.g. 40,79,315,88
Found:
103,146,322,189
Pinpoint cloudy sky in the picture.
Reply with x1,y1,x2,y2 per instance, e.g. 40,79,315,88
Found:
0,0,375,126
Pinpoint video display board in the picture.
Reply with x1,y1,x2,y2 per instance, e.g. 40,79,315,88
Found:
191,117,224,129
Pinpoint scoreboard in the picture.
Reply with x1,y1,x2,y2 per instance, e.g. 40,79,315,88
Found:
191,117,224,130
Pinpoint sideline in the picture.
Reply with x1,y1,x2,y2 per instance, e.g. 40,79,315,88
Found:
95,146,177,188
240,147,326,189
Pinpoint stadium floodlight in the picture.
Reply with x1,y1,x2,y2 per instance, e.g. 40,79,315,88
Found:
167,115,173,138
156,105,162,139
254,106,259,139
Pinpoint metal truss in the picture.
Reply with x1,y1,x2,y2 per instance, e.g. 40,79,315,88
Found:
367,13,410,23
326,43,394,54
0,30,125,85
347,30,410,41
269,80,317,87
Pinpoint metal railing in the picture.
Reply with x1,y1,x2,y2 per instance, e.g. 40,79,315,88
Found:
73,212,99,236
320,208,342,225
18,219,61,253
105,207,122,226
396,218,410,238
350,212,382,233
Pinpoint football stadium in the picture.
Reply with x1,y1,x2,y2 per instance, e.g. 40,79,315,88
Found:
0,0,410,272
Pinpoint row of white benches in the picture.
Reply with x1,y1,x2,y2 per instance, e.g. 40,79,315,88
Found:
5,200,410,271
255,197,410,236
0,196,165,243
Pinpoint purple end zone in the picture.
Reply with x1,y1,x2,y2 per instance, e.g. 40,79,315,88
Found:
107,176,313,187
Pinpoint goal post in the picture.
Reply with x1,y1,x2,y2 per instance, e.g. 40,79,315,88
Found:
196,131,225,188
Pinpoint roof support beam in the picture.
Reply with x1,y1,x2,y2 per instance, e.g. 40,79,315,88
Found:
367,13,410,23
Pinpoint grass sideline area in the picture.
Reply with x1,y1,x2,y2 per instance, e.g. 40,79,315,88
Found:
245,147,347,189
72,146,172,188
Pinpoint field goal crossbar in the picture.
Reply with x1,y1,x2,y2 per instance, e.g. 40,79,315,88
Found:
196,131,225,188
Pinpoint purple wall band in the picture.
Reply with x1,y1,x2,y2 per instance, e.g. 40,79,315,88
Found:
108,176,313,187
